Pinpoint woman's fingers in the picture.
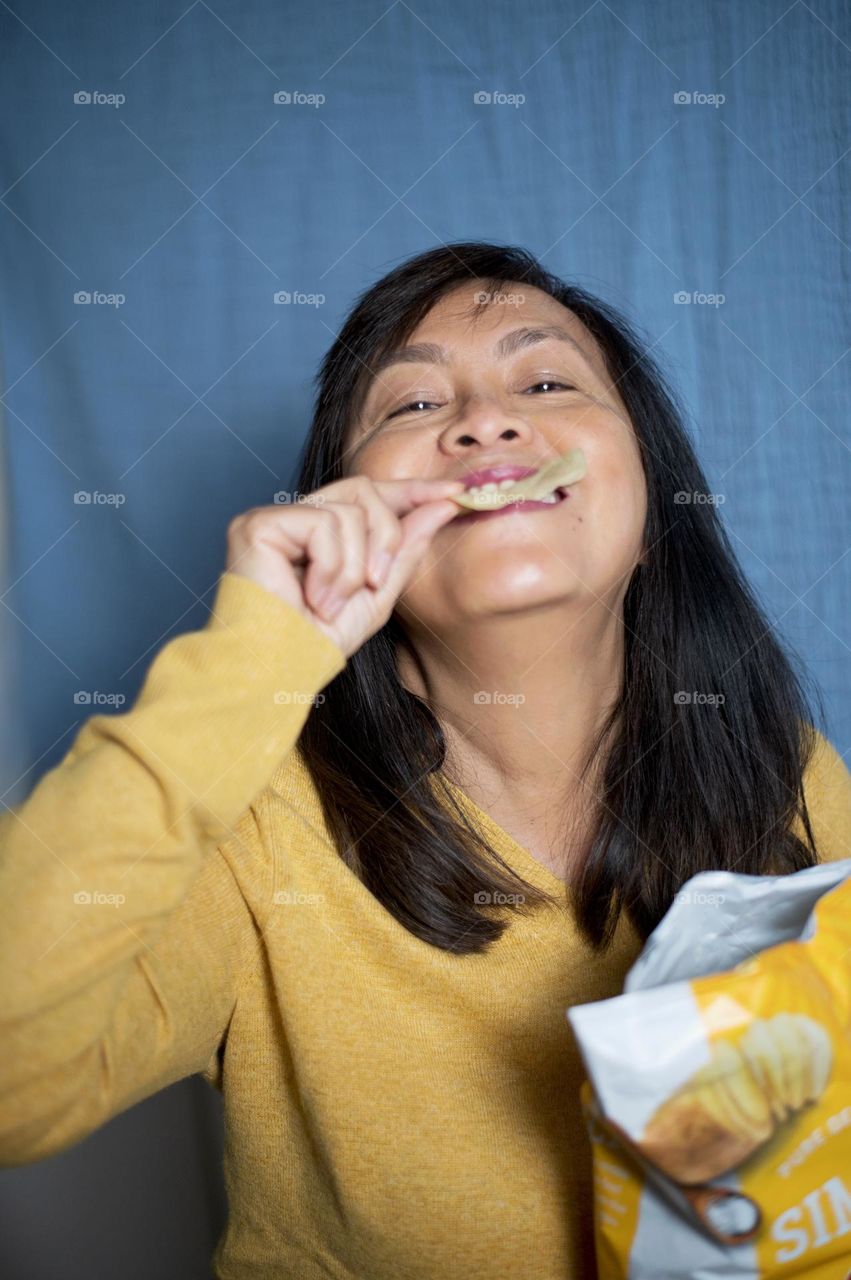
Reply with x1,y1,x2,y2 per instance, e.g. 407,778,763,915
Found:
223,474,466,657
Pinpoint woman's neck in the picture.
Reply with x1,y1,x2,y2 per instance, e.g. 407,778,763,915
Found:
397,600,624,816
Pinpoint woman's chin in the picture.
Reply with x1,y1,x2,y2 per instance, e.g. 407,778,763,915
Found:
439,578,585,620
441,541,582,586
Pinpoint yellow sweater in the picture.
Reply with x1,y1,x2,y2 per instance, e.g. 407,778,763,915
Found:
1,571,850,1279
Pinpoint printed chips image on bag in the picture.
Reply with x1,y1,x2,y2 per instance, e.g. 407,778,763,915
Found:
568,859,851,1279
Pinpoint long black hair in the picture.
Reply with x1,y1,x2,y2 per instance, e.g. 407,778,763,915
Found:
293,241,822,954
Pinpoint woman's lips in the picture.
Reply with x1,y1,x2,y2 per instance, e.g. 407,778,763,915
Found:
457,464,539,489
451,449,587,511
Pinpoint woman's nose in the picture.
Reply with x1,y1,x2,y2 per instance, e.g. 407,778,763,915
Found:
452,424,522,446
441,399,532,449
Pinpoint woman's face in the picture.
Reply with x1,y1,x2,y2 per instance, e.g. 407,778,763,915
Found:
343,282,647,632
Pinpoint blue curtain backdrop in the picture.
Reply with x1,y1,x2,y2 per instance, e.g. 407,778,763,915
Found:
1,2,849,1276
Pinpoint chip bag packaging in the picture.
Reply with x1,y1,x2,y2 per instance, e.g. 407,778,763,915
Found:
568,858,851,1278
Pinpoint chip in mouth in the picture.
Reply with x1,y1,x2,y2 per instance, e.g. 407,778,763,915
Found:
449,448,587,511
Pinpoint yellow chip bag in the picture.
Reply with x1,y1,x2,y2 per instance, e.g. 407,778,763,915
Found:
568,858,851,1278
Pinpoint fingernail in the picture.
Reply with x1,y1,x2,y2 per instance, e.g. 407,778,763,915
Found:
371,551,393,584
318,589,345,618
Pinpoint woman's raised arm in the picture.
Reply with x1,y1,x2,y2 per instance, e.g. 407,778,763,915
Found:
0,570,346,1165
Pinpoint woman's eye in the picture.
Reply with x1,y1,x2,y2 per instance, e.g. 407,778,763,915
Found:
385,400,440,421
524,381,576,394
382,382,576,423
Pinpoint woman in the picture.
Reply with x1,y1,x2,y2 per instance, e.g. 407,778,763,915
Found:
1,242,849,1279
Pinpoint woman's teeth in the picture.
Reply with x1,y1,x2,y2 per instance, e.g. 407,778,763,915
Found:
456,480,562,509
450,448,588,511
463,478,534,497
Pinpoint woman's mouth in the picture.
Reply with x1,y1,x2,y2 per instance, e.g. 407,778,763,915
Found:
449,448,586,520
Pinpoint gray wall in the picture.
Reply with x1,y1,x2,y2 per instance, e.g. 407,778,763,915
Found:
1,0,849,1275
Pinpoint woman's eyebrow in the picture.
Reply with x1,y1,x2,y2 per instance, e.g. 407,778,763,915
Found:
370,325,595,377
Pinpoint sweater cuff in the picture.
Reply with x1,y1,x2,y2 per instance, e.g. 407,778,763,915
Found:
206,571,347,688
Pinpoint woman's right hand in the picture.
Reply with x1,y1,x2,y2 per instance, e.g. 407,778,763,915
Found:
224,475,467,658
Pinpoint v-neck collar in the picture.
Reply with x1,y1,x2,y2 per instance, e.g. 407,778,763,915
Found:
436,772,574,898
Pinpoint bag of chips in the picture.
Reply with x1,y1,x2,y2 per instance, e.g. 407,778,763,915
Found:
568,858,851,1279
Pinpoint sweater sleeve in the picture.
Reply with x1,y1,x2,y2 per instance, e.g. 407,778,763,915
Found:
0,571,346,1166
